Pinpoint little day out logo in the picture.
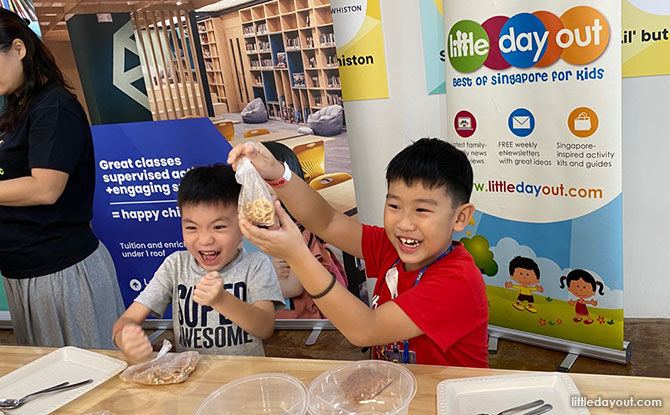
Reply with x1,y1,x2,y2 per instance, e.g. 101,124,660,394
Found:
448,6,610,73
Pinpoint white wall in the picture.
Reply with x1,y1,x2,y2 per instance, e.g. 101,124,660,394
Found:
621,75,670,317
342,3,667,318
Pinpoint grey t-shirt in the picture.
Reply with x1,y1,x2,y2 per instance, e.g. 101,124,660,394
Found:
135,248,284,356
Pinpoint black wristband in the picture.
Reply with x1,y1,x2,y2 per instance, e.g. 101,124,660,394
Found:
308,274,337,299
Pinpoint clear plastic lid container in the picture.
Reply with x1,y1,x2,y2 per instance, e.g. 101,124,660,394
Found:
307,360,417,415
196,373,308,415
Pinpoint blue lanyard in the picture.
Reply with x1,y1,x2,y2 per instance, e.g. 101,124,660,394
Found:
386,243,454,363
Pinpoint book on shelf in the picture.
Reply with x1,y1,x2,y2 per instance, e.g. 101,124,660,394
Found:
282,105,289,122
286,37,300,49
319,32,335,46
256,22,268,34
275,52,287,68
305,36,314,48
327,75,340,87
292,72,306,87
326,93,343,106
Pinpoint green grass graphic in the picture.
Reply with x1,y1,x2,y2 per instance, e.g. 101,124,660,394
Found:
487,285,624,350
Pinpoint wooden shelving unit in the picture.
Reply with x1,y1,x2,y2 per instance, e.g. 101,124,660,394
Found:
197,18,229,114
239,0,342,124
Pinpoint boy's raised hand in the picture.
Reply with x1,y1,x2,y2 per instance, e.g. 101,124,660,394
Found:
193,271,226,308
240,200,309,262
227,142,284,180
118,324,152,362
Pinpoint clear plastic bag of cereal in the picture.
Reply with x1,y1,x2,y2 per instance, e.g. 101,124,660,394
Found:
119,340,201,385
235,156,278,227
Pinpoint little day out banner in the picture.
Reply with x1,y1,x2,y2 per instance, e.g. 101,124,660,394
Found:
445,1,623,350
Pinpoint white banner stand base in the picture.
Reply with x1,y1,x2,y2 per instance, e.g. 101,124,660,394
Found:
559,353,580,372
489,325,631,370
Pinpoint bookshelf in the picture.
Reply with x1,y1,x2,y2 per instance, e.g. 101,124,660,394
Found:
239,0,343,124
197,18,229,114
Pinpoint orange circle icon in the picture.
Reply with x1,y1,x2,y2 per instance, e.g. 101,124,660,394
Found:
533,11,564,67
568,107,599,138
559,6,610,65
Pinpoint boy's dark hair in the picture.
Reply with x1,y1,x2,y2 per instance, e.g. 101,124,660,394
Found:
386,138,473,206
177,164,240,208
509,256,540,279
262,141,305,181
0,8,71,133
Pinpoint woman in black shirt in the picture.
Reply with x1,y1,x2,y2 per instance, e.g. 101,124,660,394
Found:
0,9,124,348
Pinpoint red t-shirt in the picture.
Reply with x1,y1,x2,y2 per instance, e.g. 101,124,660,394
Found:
362,225,489,367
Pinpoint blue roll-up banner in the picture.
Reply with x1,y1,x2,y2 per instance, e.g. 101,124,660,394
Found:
91,118,232,315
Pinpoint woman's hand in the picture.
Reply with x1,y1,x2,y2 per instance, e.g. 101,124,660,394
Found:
240,200,309,263
227,142,284,180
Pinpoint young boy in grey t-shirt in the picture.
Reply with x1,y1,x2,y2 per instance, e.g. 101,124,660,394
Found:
112,164,284,361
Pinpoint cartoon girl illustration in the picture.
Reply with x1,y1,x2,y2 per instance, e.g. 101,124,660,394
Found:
559,269,604,325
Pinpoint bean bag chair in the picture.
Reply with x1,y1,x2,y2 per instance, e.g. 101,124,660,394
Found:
307,105,343,136
241,97,268,123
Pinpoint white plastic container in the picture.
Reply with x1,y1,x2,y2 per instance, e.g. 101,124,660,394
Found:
307,360,417,415
196,373,308,415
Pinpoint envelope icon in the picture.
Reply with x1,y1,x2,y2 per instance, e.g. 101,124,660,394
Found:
513,116,531,129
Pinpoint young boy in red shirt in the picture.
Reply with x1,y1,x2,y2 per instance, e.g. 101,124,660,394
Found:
230,138,489,367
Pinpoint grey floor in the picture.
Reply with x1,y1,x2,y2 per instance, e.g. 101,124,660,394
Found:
219,112,353,176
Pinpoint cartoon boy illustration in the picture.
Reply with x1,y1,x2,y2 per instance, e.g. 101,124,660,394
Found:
505,256,543,313
559,269,604,325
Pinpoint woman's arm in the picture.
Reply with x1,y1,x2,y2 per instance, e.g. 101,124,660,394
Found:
0,168,68,206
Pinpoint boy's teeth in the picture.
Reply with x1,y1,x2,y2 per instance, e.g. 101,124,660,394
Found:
400,238,420,247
